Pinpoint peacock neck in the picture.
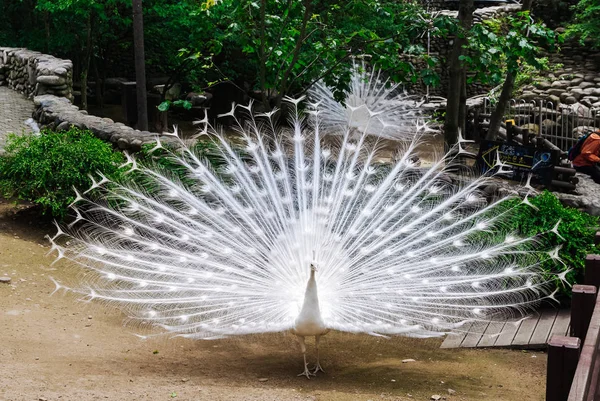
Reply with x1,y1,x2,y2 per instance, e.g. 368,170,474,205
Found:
300,269,321,314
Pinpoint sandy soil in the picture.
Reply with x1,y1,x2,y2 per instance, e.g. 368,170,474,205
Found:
0,200,547,401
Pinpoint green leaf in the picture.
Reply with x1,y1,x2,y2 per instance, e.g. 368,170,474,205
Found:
157,101,171,112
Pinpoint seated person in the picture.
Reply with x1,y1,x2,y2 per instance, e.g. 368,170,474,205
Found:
572,132,600,183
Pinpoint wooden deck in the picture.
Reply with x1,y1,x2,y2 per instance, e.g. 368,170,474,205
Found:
441,309,570,349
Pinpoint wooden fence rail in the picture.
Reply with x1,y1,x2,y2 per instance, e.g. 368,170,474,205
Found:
546,232,600,401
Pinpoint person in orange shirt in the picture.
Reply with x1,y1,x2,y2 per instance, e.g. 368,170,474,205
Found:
572,132,600,183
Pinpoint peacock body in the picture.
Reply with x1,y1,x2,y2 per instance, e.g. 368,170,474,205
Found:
51,69,564,377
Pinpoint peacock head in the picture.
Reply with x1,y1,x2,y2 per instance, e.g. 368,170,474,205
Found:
310,263,317,273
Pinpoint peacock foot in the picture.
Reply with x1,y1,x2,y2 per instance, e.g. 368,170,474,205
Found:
312,362,325,375
297,365,316,379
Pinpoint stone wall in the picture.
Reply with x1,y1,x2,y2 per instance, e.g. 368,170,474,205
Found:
32,95,175,152
0,45,171,152
519,34,600,108
0,47,74,101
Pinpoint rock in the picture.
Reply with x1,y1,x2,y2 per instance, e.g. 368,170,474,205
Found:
0,276,11,284
580,82,595,90
570,88,585,101
56,121,71,131
520,123,540,135
39,398,48,401
541,119,558,134
535,81,552,90
564,96,578,105
186,91,213,106
573,126,597,138
581,98,594,108
37,75,66,86
570,102,591,115
570,78,584,86
402,359,416,363
548,95,561,105
556,174,600,216
548,88,565,97
258,378,269,382
431,395,442,401
521,91,537,101
447,389,456,395
54,67,68,76
551,80,570,89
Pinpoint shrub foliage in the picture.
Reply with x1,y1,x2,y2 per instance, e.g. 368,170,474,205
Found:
505,191,599,300
0,128,124,219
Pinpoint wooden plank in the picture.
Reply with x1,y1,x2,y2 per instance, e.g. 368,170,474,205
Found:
512,314,541,346
461,321,490,348
495,318,522,347
441,322,472,349
530,309,559,345
551,309,571,338
477,320,506,347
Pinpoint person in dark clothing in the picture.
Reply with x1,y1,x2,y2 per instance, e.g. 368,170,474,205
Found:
572,132,600,183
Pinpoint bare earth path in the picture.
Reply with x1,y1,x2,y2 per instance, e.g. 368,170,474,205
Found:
0,86,35,152
0,201,547,401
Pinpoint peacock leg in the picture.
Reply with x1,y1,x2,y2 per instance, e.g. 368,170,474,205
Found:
312,335,325,374
296,335,314,379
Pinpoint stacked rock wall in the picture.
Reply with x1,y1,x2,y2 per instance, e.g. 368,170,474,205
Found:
0,47,73,101
32,95,175,152
519,35,600,108
0,45,168,152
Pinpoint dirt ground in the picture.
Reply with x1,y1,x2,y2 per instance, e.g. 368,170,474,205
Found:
0,200,547,401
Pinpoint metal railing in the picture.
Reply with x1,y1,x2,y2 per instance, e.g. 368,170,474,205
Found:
480,98,600,152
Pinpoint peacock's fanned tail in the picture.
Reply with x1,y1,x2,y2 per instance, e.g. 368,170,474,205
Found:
51,87,565,340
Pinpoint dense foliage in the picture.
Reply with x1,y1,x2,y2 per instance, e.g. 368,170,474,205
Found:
504,191,599,301
567,0,600,48
0,0,453,109
462,12,559,87
0,128,124,219
201,0,448,106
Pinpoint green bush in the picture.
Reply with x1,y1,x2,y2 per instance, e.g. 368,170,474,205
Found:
504,191,600,301
0,128,125,219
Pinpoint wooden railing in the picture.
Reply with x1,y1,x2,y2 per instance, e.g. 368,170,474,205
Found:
546,234,600,401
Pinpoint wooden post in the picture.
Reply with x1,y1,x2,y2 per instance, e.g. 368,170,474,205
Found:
584,255,600,289
506,121,514,143
546,336,581,401
571,285,597,342
522,128,530,146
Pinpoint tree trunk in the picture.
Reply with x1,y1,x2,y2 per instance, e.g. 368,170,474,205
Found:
459,70,468,136
132,0,148,131
81,13,92,111
444,0,474,147
486,0,533,140
92,55,103,108
258,0,269,111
